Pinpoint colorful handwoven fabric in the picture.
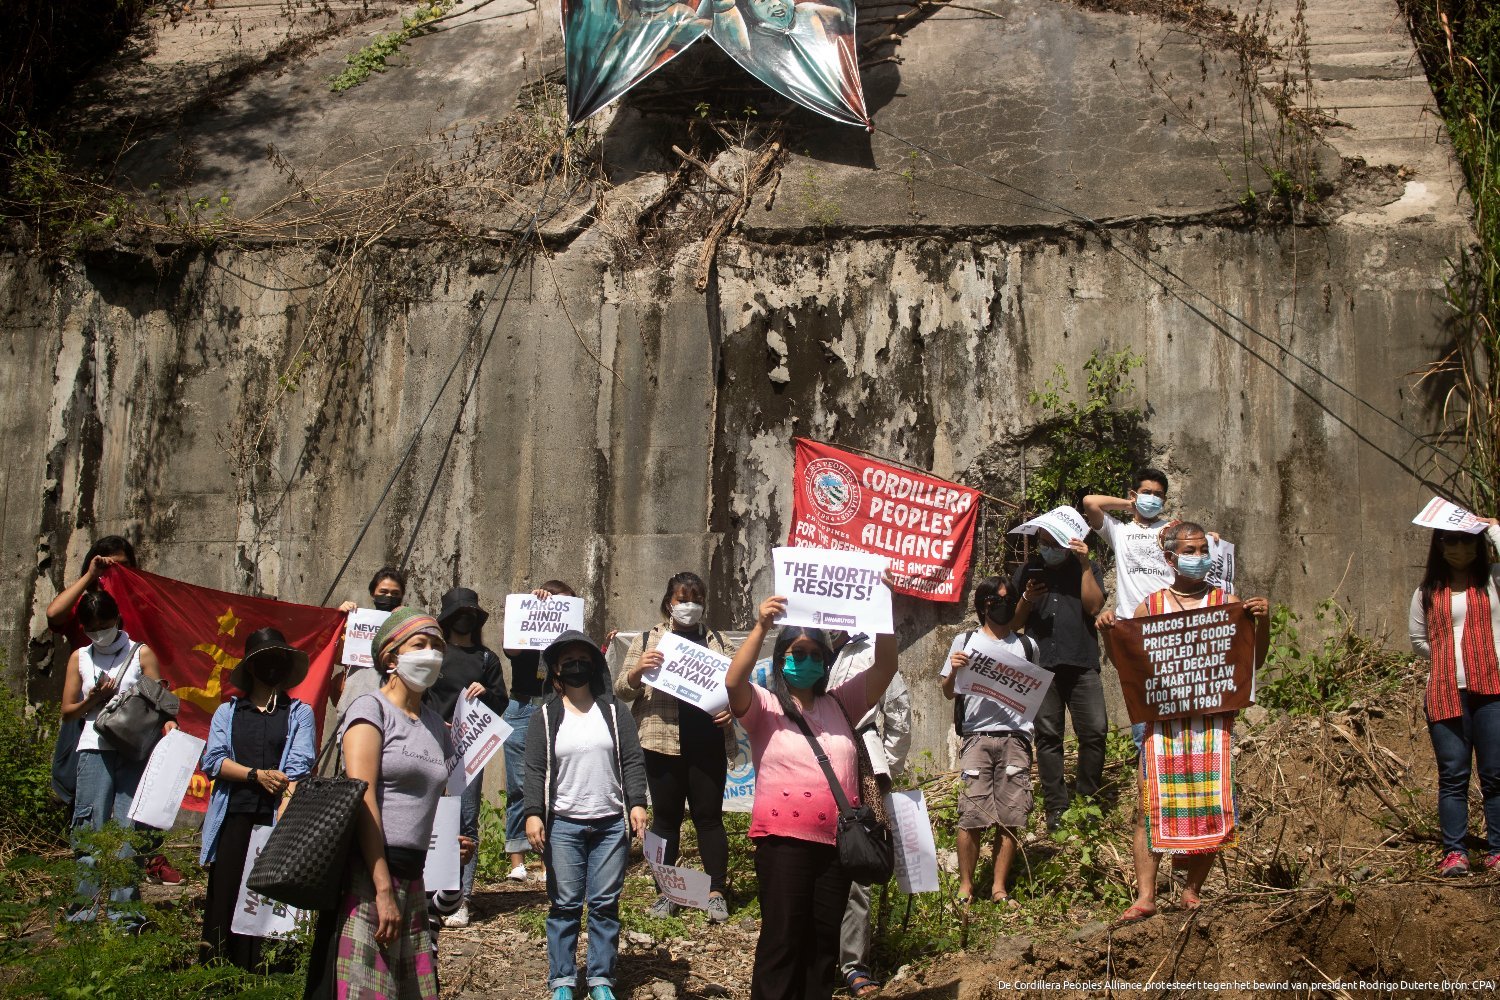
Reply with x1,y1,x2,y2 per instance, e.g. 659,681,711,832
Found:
1144,713,1237,854
1140,586,1237,854
312,861,437,1000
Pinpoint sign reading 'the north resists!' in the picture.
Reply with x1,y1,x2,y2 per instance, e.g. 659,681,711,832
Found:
772,546,894,636
789,438,980,603
1108,603,1260,723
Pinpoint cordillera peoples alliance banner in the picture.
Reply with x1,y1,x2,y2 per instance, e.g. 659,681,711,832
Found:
788,438,980,603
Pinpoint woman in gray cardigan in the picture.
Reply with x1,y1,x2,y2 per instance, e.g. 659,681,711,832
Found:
524,631,649,1000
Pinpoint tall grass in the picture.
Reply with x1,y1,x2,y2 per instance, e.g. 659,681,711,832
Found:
1404,2,1500,515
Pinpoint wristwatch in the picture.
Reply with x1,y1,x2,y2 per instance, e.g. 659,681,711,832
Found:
248,768,258,785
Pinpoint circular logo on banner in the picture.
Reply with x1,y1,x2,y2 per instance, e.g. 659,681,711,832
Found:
804,457,862,526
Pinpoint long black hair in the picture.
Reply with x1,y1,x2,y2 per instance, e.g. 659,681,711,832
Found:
767,625,836,719
81,536,135,575
1419,529,1494,613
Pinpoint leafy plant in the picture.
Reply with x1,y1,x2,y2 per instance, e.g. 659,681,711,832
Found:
1258,600,1417,715
1023,348,1151,512
331,2,455,93
0,673,67,859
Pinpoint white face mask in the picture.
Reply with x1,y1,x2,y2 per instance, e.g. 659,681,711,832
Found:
87,626,121,649
395,648,444,692
670,602,705,628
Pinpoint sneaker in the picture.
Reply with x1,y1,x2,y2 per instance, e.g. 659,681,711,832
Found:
443,903,470,928
706,894,730,923
551,988,574,1000
646,895,679,919
508,864,528,883
1483,853,1500,873
145,855,184,885
590,987,617,1000
1438,851,1471,877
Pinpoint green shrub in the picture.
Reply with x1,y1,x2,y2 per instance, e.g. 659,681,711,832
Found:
1258,600,1416,715
0,676,67,855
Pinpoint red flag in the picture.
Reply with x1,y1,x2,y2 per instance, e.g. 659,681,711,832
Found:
789,439,981,603
99,565,346,812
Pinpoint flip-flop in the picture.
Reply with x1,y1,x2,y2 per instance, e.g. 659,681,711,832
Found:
1115,902,1158,925
844,969,882,999
991,891,1020,909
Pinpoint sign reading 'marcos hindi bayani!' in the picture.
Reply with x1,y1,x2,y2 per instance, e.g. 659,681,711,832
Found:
1107,603,1262,722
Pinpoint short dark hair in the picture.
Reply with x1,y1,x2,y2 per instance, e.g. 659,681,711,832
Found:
77,590,121,628
972,575,1007,623
658,571,706,619
1161,521,1207,553
368,567,407,596
81,536,136,576
1134,468,1169,493
540,580,576,597
767,625,835,712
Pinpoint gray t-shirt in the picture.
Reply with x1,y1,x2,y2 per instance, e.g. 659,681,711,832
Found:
340,691,454,852
941,632,1037,736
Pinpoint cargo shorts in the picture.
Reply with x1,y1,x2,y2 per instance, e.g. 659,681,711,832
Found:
957,732,1034,830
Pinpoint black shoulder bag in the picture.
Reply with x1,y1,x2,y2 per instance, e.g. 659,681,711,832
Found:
246,717,369,912
787,701,895,886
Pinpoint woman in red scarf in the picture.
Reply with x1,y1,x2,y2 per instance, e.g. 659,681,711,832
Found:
1410,516,1500,876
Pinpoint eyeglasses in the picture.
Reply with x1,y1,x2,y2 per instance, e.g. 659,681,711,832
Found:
558,658,594,671
1439,533,1477,546
785,650,825,664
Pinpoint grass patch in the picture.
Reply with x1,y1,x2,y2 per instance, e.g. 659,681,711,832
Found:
331,2,455,93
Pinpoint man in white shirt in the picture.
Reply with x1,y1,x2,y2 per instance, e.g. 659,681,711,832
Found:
826,632,910,998
1083,468,1174,621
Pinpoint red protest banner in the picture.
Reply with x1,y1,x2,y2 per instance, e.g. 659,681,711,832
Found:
788,438,980,602
100,565,346,812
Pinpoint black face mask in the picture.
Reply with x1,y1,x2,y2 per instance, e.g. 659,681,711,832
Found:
449,612,478,635
986,595,1018,626
372,595,399,612
254,660,289,688
558,662,593,688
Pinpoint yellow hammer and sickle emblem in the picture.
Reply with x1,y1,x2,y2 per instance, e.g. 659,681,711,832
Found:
175,608,243,714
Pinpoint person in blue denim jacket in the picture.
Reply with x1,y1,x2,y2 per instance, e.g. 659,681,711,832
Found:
198,627,317,968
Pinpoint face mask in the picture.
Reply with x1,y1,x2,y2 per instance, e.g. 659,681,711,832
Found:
1040,545,1069,567
986,595,1018,625
448,612,478,635
557,661,593,689
87,626,120,649
781,652,827,689
372,595,399,612
255,662,289,688
1442,540,1478,569
1174,553,1212,580
670,602,705,628
1134,493,1165,519
395,648,444,692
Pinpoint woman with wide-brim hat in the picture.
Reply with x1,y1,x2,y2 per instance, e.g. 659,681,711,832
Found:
198,627,317,969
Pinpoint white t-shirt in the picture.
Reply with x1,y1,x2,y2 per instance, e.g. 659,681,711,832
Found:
76,634,145,753
552,702,623,820
940,631,1036,736
1096,516,1174,618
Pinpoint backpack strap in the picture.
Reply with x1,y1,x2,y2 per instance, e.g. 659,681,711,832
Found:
1018,633,1037,664
952,630,974,738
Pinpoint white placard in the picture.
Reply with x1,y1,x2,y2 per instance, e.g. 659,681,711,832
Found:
127,729,207,830
954,632,1054,724
642,830,713,910
448,689,513,795
1009,505,1089,546
233,825,307,939
423,796,463,892
1413,497,1488,535
885,790,940,894
342,608,391,668
772,546,893,636
503,594,586,650
1207,537,1236,594
643,632,731,715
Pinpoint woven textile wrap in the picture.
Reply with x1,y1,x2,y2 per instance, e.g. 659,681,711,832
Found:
1143,714,1236,854
246,741,367,911
328,864,436,1000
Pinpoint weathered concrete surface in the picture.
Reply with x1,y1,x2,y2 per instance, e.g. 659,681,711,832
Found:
0,1,1477,765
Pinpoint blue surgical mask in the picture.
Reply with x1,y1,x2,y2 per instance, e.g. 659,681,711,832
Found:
1174,553,1212,580
781,651,827,689
1040,545,1069,567
1134,493,1164,518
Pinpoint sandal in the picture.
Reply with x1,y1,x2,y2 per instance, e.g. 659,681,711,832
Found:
1115,902,1158,925
991,891,1020,909
844,969,881,999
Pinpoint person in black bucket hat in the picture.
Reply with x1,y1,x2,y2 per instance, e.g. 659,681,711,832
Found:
425,587,508,928
525,630,647,1000
199,627,317,969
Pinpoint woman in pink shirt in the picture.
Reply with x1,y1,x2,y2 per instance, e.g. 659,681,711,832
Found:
725,596,899,1000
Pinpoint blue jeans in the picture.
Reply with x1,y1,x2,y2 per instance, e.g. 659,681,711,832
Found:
460,770,483,899
1428,692,1500,855
543,814,627,989
503,699,536,855
69,748,145,918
